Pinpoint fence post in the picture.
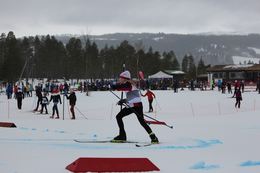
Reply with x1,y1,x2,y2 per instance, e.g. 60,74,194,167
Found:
8,99,10,119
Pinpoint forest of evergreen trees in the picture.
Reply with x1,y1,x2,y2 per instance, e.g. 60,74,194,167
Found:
0,31,208,82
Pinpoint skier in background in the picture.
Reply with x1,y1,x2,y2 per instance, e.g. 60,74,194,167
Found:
227,81,232,94
141,89,156,112
235,88,242,108
16,87,24,110
6,83,13,99
49,88,62,119
40,92,49,114
240,80,245,93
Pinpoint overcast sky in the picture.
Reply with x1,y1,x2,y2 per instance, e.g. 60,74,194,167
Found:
1,0,260,37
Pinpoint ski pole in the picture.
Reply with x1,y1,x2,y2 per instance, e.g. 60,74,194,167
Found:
62,94,65,120
120,64,125,111
75,106,88,119
109,90,173,129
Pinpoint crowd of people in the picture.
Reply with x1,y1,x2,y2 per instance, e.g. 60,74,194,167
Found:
1,81,77,119
1,76,259,119
32,82,76,119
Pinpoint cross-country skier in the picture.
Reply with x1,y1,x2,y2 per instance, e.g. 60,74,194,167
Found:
49,88,62,119
16,87,24,109
235,88,242,108
33,85,42,112
40,92,49,114
111,70,159,144
141,89,156,112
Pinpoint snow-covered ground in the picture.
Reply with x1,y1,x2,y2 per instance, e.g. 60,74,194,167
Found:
1,89,260,173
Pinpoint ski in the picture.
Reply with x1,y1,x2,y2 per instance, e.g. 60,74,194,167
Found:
74,139,138,144
74,140,111,143
135,142,159,147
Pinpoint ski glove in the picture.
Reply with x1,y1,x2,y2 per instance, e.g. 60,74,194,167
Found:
117,99,127,106
110,84,117,90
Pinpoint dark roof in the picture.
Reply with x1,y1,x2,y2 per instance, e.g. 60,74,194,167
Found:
197,74,208,78
207,64,260,72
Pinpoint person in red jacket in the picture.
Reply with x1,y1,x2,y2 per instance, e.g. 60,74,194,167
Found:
141,89,156,112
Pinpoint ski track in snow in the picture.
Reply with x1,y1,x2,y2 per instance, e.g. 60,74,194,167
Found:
0,138,222,150
189,160,260,170
190,161,220,170
50,138,222,150
240,160,260,167
18,126,88,135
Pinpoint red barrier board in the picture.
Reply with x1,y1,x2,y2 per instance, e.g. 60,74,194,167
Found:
66,157,160,172
0,122,16,128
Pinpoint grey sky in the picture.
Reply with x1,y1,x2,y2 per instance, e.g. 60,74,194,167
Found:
1,0,260,37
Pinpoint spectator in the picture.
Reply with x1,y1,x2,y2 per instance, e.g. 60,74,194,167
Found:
33,86,42,112
66,90,77,119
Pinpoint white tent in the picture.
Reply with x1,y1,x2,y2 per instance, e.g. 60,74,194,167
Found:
164,70,185,75
148,71,173,79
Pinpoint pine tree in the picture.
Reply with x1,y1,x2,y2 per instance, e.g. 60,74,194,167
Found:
181,55,189,73
197,57,207,75
66,37,84,78
115,40,136,77
161,52,172,70
1,31,23,82
160,51,178,70
172,57,180,70
99,45,116,78
84,40,100,79
20,37,35,79
0,33,6,80
182,54,196,80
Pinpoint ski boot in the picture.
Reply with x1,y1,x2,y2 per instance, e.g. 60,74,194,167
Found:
149,132,159,144
111,134,127,143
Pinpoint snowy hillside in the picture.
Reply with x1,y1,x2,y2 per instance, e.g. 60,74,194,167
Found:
232,56,260,64
55,33,260,65
248,47,260,55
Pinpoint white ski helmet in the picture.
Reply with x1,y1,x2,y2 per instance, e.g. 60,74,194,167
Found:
119,70,131,80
